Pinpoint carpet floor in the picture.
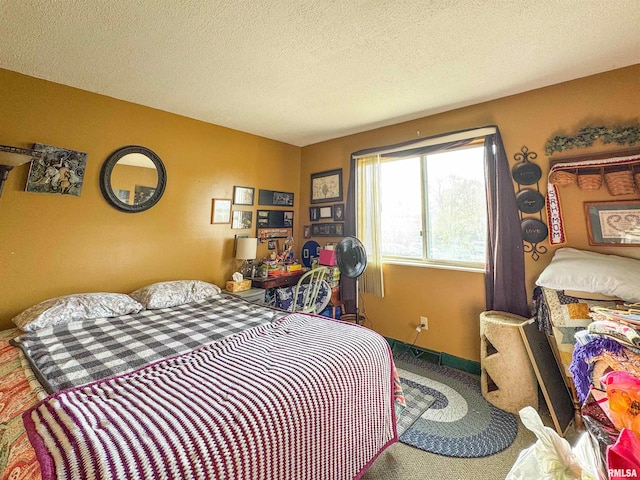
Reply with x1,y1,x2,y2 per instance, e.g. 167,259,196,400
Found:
361,351,581,479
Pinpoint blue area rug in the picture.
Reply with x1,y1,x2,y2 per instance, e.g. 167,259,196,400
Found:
395,353,518,458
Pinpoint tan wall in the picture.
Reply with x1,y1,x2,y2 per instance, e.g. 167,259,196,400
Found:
301,64,640,361
0,69,301,329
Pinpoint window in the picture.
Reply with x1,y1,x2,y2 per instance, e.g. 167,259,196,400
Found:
378,145,487,268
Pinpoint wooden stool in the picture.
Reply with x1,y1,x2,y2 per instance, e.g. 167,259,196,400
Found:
329,287,344,319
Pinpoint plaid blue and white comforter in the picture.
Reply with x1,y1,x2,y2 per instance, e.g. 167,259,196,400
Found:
11,293,283,393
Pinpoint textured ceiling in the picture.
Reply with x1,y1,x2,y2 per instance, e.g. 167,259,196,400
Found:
1,1,639,146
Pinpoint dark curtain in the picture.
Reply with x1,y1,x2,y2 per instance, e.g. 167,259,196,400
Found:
343,126,529,317
484,132,529,317
342,156,358,313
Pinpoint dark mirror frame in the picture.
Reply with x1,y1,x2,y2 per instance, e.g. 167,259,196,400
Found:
100,145,167,213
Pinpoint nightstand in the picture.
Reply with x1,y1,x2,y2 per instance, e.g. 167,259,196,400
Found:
225,287,266,305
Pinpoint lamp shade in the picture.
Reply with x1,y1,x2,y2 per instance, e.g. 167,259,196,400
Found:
236,237,257,260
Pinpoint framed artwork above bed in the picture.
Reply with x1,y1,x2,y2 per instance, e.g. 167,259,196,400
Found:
584,200,640,245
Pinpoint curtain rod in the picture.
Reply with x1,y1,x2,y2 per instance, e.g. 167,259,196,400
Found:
351,126,497,160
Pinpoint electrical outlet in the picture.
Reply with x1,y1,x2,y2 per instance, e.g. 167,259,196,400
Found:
415,316,428,332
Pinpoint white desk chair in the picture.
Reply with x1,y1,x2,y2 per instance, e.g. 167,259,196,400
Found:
275,267,331,314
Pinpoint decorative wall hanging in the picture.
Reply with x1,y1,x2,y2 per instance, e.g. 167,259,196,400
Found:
231,210,253,229
233,186,254,205
546,149,640,245
585,200,640,246
258,189,294,206
310,168,343,204
511,146,547,261
319,205,333,219
211,198,232,224
256,209,293,228
311,222,344,237
256,227,292,241
26,143,87,196
100,145,166,213
301,240,321,267
545,124,640,156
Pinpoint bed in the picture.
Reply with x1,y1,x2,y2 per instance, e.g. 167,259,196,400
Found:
1,280,404,480
532,286,623,419
533,248,640,426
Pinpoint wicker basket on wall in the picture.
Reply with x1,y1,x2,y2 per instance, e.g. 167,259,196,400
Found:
577,168,602,191
604,167,636,196
549,170,577,187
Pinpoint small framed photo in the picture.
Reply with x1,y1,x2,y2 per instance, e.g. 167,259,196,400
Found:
233,186,255,205
211,198,232,224
268,239,277,250
232,210,253,229
311,222,345,237
585,200,640,245
333,203,345,221
258,189,294,206
309,207,320,222
311,168,343,204
319,206,333,219
284,211,294,227
303,225,311,238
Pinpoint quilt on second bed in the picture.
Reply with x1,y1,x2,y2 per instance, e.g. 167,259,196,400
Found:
11,293,282,393
533,287,622,376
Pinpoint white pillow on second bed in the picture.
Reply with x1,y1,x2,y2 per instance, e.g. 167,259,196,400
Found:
536,248,640,303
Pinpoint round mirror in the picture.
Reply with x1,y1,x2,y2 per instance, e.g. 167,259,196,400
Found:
100,146,166,213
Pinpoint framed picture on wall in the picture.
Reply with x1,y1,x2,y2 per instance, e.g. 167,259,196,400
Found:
311,222,345,237
211,198,232,224
333,203,345,221
319,206,333,219
258,189,294,206
233,186,255,205
310,168,343,204
584,200,640,245
232,210,253,229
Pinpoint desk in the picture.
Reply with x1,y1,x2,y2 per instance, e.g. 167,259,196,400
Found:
247,270,307,289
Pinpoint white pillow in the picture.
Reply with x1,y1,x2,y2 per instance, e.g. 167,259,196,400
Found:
12,293,144,332
535,248,640,302
130,280,221,309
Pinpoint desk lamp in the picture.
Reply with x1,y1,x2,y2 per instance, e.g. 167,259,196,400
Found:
236,237,258,277
0,145,41,198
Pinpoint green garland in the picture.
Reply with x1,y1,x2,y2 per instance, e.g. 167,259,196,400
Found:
545,124,640,156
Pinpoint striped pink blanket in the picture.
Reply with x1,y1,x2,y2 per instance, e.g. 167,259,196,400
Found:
24,313,400,480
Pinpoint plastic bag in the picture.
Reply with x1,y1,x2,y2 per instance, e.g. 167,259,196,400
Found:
581,390,619,480
607,429,640,480
601,371,640,438
505,407,597,480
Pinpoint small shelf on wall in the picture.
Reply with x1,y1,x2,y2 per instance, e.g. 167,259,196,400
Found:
548,147,640,196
